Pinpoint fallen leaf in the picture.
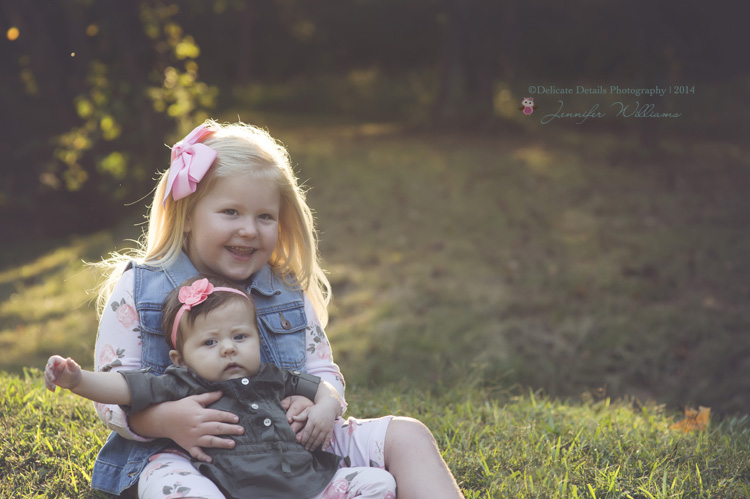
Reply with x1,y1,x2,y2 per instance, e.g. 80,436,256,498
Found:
670,406,710,433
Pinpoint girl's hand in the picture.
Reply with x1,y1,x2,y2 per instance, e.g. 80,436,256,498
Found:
281,395,315,433
44,355,82,392
129,391,244,463
293,402,337,451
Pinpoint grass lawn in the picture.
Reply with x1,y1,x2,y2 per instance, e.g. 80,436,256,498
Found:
1,116,749,496
3,369,750,498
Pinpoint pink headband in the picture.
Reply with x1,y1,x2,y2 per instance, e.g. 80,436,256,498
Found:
163,125,217,205
171,278,249,348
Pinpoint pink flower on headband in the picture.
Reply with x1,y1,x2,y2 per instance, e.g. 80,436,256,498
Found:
163,125,217,205
178,278,214,308
170,278,249,348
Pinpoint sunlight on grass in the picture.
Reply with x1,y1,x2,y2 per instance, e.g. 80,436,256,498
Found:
1,265,96,321
0,232,116,373
512,145,555,175
4,119,750,416
0,242,83,285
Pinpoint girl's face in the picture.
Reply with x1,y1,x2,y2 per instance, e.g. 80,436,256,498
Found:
170,299,261,382
185,174,280,283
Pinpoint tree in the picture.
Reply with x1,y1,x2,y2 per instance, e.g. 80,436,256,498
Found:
1,0,217,237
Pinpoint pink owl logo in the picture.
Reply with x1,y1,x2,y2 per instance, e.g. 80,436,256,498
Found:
519,97,538,115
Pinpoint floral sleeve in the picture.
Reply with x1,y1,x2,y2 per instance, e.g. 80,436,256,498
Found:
93,269,152,441
303,294,347,409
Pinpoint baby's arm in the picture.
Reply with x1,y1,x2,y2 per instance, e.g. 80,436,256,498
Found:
294,380,343,451
44,355,131,406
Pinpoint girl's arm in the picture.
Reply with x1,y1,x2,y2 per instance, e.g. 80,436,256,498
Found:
45,355,131,405
128,391,241,463
303,295,346,401
282,295,347,432
93,269,153,440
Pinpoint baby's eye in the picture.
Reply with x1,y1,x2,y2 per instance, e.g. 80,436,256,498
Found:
233,333,247,341
202,339,217,346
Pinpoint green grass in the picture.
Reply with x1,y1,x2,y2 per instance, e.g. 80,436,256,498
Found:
3,369,750,498
2,116,750,496
1,369,108,498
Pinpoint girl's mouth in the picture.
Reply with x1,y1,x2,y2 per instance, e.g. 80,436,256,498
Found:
227,246,256,257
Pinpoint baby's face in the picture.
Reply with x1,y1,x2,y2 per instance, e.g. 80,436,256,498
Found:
174,299,261,382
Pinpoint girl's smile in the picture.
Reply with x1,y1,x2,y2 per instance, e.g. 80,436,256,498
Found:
227,246,257,257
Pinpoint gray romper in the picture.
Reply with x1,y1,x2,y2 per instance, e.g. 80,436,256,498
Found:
120,363,343,499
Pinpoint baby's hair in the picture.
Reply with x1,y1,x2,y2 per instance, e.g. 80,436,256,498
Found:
94,120,331,326
162,275,255,352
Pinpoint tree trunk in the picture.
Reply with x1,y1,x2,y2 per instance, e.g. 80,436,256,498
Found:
434,0,500,126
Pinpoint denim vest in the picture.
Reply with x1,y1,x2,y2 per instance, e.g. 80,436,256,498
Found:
91,252,308,495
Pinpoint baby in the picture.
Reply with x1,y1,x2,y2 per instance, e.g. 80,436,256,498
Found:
45,276,395,498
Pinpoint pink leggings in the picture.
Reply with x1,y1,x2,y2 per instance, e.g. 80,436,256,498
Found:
138,416,395,498
138,451,396,498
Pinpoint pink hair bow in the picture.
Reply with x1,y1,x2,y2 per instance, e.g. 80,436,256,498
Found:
171,278,249,348
163,125,217,205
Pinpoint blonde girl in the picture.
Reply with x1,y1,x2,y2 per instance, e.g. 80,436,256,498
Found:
91,120,464,498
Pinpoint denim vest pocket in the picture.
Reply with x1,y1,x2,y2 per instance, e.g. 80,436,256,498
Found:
257,305,306,370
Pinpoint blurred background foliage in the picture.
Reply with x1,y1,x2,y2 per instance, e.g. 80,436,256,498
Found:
2,0,748,238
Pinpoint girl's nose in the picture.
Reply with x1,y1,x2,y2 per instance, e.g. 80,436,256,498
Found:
238,219,258,238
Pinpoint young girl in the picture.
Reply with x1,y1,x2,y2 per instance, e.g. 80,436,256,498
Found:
92,120,464,498
46,276,396,499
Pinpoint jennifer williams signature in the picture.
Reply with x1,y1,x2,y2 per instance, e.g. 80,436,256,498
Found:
541,100,682,124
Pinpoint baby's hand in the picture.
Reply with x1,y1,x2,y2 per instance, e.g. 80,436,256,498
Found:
293,401,338,451
44,355,82,393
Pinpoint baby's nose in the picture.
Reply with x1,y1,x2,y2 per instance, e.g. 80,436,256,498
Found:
220,339,237,355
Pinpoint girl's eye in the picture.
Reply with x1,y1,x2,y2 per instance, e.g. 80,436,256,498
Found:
259,213,275,221
223,209,238,216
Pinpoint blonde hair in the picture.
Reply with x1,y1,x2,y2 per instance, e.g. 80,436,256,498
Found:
94,120,331,326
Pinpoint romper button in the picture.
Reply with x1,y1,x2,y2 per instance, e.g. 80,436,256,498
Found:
292,370,301,375
251,403,259,410
241,378,249,385
264,418,272,427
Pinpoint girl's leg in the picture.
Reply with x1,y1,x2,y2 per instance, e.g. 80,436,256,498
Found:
309,467,396,499
384,417,464,499
138,450,225,499
329,416,392,469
